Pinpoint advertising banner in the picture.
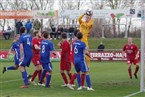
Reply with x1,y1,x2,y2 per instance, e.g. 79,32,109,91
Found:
0,10,58,19
0,50,127,61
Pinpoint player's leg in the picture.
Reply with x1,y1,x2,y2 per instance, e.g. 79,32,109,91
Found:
38,62,47,86
19,57,32,88
19,65,29,88
30,58,39,83
81,72,86,88
60,70,68,86
85,71,94,91
82,61,94,91
133,59,140,79
45,62,53,88
3,58,19,74
66,62,72,80
3,65,18,74
127,61,133,79
69,72,77,86
37,65,42,82
60,62,68,86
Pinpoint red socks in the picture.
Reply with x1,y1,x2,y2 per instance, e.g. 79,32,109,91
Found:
31,70,38,81
61,73,68,84
128,68,132,79
134,66,139,75
38,70,42,82
70,73,77,84
81,74,85,86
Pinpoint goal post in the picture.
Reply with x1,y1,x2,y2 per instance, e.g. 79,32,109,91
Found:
140,8,145,92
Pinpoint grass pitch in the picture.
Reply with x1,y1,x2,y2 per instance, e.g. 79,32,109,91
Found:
0,61,144,97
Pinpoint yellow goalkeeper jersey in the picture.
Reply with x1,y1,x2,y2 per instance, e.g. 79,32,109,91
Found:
78,15,93,47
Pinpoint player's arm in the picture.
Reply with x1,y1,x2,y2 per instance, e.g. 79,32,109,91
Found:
135,45,139,59
83,45,91,58
50,50,57,56
84,49,91,58
78,14,85,24
122,50,125,59
58,41,62,48
34,44,40,50
20,43,24,60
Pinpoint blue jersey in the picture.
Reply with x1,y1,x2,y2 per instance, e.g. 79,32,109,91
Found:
19,33,32,56
40,40,54,63
11,41,20,61
73,40,87,61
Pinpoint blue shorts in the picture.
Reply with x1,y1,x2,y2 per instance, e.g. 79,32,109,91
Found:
74,59,89,73
19,55,32,67
42,62,53,71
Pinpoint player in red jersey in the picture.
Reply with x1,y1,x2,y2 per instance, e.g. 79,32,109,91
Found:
29,31,43,85
58,33,72,87
122,37,140,79
68,30,79,87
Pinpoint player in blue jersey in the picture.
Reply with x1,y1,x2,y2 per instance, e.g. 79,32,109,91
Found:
38,31,56,88
19,27,32,88
73,32,94,91
2,34,20,74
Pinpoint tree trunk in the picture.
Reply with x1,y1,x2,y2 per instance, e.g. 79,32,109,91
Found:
41,19,43,32
112,19,116,37
127,18,132,36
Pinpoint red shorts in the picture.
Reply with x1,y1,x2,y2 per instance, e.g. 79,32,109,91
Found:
127,58,140,65
32,55,41,66
60,60,71,71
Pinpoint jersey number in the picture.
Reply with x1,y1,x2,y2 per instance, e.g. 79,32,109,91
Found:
42,45,45,53
74,46,78,54
27,38,31,46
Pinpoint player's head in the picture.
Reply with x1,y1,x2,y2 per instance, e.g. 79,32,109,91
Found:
14,34,20,41
74,29,80,37
34,31,41,38
43,31,49,39
77,32,83,40
20,27,26,34
128,37,133,45
61,32,67,39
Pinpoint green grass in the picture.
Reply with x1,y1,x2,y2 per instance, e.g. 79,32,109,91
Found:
0,61,144,97
0,38,140,50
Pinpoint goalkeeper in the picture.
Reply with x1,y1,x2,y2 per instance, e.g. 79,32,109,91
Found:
2,34,20,74
78,10,93,68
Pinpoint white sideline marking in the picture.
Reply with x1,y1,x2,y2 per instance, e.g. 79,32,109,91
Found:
0,79,22,83
124,91,142,97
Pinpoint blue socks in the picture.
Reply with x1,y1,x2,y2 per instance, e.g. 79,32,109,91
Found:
86,75,91,88
7,66,16,70
46,74,51,87
40,69,47,83
77,74,81,87
22,70,28,86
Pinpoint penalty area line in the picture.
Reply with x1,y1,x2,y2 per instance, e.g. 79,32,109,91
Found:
124,91,143,97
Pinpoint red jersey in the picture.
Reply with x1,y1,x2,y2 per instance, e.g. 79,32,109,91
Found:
32,37,42,55
122,44,139,60
59,40,71,61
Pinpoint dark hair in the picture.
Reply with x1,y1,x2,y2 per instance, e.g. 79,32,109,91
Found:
33,31,39,36
77,32,83,39
74,30,80,37
20,27,25,33
43,31,49,39
61,32,67,39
